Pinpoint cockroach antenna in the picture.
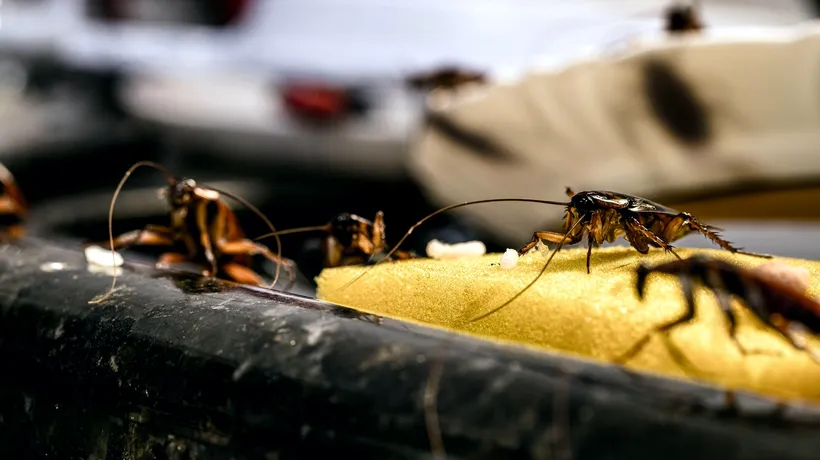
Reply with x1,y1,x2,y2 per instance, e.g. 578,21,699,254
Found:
254,223,333,240
467,213,587,324
89,160,177,305
325,198,570,295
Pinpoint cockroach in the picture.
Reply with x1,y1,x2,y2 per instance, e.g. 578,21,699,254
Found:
255,211,418,269
615,255,820,367
406,66,487,92
329,188,771,323
664,1,704,35
0,162,27,241
88,161,296,304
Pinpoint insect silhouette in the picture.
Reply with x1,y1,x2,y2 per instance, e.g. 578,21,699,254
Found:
641,55,713,149
328,188,771,323
664,1,704,35
406,66,487,92
606,1,712,153
0,162,27,242
256,211,418,268
88,161,296,304
615,255,820,368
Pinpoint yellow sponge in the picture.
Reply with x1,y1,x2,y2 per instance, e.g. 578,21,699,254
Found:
316,247,820,403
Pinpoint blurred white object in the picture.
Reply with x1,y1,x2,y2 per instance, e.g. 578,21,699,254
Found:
500,249,519,269
0,1,68,57
0,0,803,177
426,239,487,260
85,245,124,267
409,20,820,245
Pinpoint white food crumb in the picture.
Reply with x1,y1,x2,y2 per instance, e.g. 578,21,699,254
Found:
500,249,519,269
426,239,486,260
750,262,810,294
84,245,124,268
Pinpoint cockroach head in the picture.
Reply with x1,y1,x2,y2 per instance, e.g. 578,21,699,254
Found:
665,4,697,33
169,178,197,207
568,191,596,213
330,212,360,245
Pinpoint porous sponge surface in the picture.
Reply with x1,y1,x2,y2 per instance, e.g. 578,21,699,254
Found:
316,247,820,403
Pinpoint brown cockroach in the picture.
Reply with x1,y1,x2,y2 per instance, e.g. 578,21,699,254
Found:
255,211,418,269
469,188,771,322
0,162,27,241
330,188,770,323
615,255,820,367
406,66,487,92
88,161,296,304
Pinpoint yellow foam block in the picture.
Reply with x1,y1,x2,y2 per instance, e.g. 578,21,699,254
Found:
316,247,820,403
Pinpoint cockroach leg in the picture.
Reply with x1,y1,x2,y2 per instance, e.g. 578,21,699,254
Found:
564,187,576,198
0,196,22,215
710,282,752,355
216,240,297,290
624,224,651,255
222,262,267,286
703,269,774,356
667,212,772,259
156,252,189,269
625,216,682,259
325,236,343,268
356,227,377,255
716,291,779,357
615,275,696,365
658,331,706,378
585,212,607,273
107,227,175,250
372,211,387,252
618,273,706,377
768,318,820,364
196,199,219,276
518,231,579,256
0,225,24,242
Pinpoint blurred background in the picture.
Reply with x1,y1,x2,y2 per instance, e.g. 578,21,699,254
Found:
2,0,820,296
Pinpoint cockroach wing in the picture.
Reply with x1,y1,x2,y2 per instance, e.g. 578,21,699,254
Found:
407,17,820,246
620,194,680,215
586,190,678,215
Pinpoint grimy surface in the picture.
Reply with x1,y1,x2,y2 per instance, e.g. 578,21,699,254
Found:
318,247,820,404
3,238,820,459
